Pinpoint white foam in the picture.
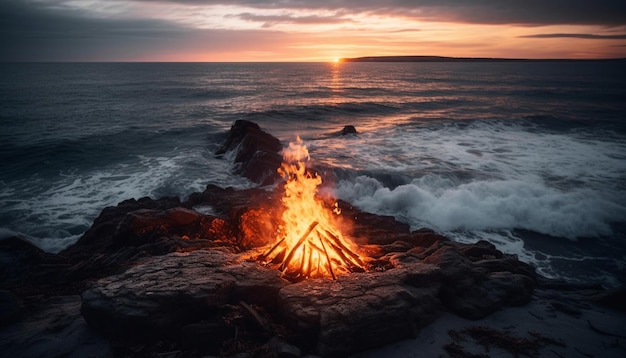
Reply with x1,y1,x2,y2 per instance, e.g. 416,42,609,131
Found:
314,120,625,237
192,205,218,216
336,175,625,240
0,150,251,253
312,120,626,189
322,120,626,285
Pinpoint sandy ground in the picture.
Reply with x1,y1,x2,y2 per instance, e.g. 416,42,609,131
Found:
353,288,626,358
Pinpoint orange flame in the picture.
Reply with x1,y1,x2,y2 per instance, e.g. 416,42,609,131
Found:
261,137,365,280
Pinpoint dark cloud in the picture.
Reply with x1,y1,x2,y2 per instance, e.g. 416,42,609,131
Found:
133,0,626,26
0,0,292,61
0,0,187,61
519,33,626,40
394,0,626,26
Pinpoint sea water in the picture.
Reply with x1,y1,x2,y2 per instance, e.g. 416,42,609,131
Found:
1,62,625,287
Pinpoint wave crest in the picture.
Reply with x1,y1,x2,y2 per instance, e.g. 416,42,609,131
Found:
335,175,626,240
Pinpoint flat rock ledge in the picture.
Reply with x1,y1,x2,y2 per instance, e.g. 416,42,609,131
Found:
77,228,535,357
81,249,445,357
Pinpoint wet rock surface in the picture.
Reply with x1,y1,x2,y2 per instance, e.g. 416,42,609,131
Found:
0,121,561,357
2,196,537,357
216,119,283,186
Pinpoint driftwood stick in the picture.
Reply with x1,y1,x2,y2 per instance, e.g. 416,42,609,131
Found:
321,230,364,269
281,221,319,271
298,245,307,274
322,229,365,267
307,247,313,277
307,241,325,255
317,255,322,276
239,301,270,331
325,240,359,271
262,236,286,260
319,236,337,280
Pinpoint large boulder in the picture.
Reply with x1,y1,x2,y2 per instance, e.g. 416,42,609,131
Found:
217,120,283,185
187,184,284,249
423,242,535,319
111,207,235,253
64,196,181,255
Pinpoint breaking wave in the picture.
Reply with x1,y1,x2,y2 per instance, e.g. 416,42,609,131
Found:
335,175,626,240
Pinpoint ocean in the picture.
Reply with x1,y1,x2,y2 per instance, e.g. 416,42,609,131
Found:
1,61,625,287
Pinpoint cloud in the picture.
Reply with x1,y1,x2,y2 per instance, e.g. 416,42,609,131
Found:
2,0,625,61
0,0,187,61
519,33,626,40
233,12,353,28
131,0,626,26
0,0,294,61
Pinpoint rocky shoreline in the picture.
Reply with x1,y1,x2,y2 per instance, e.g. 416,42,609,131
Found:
1,120,624,357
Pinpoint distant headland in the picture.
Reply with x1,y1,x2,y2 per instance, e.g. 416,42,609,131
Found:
341,55,626,62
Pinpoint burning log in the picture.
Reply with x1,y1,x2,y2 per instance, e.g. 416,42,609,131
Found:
318,236,336,280
280,221,319,273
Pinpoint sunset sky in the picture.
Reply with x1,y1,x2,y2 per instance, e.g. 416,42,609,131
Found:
2,0,626,62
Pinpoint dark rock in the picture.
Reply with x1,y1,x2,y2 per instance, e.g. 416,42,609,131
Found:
459,239,504,261
404,231,449,249
112,207,235,250
217,120,283,185
474,255,537,279
0,236,76,296
65,196,181,255
278,262,442,357
590,287,626,312
336,200,410,244
424,245,474,279
221,262,289,306
423,243,535,319
0,295,112,358
180,322,231,351
0,290,23,326
81,250,286,341
340,125,358,135
0,236,55,287
14,197,191,291
186,185,283,250
267,336,302,358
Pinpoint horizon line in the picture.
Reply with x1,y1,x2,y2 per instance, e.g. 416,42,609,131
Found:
2,56,626,64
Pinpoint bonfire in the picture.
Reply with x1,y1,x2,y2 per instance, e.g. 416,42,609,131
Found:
260,137,366,280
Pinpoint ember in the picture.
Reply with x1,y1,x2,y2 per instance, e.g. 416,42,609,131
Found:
260,137,365,280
